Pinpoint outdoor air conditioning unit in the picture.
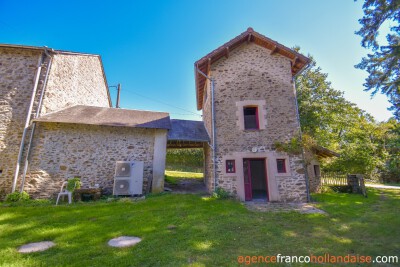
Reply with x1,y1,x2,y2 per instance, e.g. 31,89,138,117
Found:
113,161,144,196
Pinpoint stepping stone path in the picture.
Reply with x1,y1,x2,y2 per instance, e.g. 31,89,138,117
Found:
246,202,327,214
108,236,141,248
18,241,55,253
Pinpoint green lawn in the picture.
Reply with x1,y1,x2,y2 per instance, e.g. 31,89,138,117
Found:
0,189,399,266
165,170,203,185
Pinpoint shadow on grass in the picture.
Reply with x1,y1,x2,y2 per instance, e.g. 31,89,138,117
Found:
0,189,399,266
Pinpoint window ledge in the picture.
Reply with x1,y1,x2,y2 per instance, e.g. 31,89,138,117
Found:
243,129,261,132
275,173,291,177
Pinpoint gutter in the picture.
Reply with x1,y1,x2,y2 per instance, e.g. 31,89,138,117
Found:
11,52,45,192
195,66,217,192
20,47,54,192
292,60,311,202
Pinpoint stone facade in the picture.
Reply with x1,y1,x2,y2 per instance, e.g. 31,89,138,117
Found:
0,45,168,199
305,150,322,193
0,47,44,195
40,53,110,115
26,122,160,198
202,43,308,202
0,46,113,197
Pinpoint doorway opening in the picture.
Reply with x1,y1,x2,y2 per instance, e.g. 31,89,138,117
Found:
243,158,268,201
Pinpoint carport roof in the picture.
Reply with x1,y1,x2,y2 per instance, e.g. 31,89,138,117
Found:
168,119,209,142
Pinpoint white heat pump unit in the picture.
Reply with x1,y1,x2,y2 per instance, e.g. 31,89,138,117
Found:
113,161,144,196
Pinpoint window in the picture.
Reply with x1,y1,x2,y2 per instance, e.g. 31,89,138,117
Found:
276,159,286,173
236,100,266,130
226,160,236,173
314,165,321,177
243,106,259,130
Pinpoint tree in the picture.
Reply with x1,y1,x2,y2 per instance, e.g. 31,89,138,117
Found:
355,0,400,120
296,56,361,150
296,53,388,178
380,118,400,182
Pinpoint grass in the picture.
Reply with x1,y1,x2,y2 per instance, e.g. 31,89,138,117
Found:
165,170,203,185
165,164,203,173
0,188,399,266
166,149,203,173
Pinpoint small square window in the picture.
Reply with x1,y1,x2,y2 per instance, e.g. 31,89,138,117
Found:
276,159,286,173
243,106,259,130
226,160,236,173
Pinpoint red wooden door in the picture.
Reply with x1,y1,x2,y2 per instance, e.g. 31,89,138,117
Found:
243,159,252,201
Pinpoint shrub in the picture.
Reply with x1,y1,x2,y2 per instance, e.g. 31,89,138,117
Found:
212,187,230,199
166,149,203,172
320,185,352,194
67,177,81,192
5,191,30,202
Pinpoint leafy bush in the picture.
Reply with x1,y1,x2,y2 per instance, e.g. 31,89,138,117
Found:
166,149,203,172
212,187,231,199
165,174,178,185
320,185,352,194
67,177,81,192
274,134,316,155
5,191,30,202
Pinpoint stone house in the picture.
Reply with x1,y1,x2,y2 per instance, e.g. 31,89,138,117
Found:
0,44,168,198
1,28,329,202
194,28,311,202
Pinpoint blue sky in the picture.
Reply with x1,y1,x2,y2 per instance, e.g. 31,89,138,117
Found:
0,0,393,122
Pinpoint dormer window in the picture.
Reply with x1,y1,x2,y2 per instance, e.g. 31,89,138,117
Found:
243,106,259,130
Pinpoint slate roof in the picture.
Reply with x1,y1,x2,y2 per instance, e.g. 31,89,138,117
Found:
34,105,171,129
168,119,209,142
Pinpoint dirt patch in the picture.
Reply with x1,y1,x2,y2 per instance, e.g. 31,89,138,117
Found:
165,178,207,194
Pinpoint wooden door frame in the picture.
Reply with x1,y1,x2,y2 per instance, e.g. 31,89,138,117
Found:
243,158,269,201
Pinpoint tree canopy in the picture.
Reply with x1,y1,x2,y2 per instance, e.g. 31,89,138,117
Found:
296,51,399,181
355,0,400,120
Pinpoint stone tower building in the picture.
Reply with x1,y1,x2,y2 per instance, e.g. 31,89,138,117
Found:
195,28,310,202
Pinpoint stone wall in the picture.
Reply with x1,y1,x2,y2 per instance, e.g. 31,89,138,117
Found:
305,151,321,193
0,47,111,197
26,122,158,198
202,43,307,202
40,53,110,115
0,48,43,195
203,143,213,193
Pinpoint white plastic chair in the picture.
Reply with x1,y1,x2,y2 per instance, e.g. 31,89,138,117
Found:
56,181,74,205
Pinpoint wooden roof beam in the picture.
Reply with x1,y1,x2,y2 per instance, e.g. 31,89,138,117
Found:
270,45,278,55
247,33,252,44
225,47,230,59
291,57,298,67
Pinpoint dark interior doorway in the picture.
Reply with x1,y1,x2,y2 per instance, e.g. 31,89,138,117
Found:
244,159,268,201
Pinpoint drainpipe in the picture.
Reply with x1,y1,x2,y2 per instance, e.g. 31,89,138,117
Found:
12,52,45,193
20,48,53,192
116,83,121,108
196,67,217,191
292,63,311,202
